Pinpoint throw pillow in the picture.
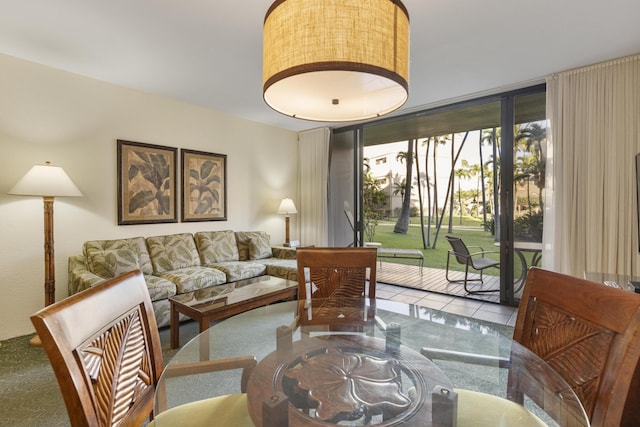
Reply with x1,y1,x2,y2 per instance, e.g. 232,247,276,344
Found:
88,248,140,279
195,230,239,264
249,234,273,260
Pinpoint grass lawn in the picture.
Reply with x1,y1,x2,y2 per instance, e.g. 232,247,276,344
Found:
370,215,503,274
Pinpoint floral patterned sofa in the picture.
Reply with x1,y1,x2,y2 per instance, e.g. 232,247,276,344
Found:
68,230,298,327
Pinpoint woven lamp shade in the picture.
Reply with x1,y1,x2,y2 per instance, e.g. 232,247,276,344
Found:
263,0,409,122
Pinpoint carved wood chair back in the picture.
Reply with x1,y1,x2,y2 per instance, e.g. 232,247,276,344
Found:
295,247,377,330
31,270,163,427
515,267,640,427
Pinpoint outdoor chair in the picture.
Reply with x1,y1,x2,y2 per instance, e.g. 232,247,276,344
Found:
422,267,640,427
30,270,256,427
445,235,500,293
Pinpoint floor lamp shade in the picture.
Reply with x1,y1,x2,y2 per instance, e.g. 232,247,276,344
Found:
9,163,82,197
263,0,409,122
9,162,82,312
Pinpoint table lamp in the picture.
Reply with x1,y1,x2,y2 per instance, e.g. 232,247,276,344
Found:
278,198,297,247
9,161,82,346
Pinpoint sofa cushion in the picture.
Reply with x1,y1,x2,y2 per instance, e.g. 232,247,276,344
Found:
87,248,140,279
84,237,153,275
208,261,266,282
235,231,271,261
157,266,227,294
195,230,239,264
144,274,177,302
147,233,201,274
249,234,273,260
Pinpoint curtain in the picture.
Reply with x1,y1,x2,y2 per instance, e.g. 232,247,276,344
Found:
298,127,330,246
544,54,640,276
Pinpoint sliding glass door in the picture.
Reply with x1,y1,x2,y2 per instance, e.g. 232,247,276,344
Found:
329,85,546,305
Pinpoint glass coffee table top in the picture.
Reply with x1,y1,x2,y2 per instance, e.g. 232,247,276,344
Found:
170,275,297,310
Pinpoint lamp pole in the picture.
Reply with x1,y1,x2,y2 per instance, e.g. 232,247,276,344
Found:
278,198,297,247
43,196,55,307
284,213,291,247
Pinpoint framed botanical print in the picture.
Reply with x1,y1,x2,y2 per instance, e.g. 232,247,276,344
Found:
181,149,227,222
117,139,178,225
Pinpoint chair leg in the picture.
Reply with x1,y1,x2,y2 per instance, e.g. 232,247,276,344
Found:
465,268,500,294
444,252,469,283
445,253,454,282
463,264,471,292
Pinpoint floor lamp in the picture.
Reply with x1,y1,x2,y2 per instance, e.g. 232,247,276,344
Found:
9,161,82,346
278,198,297,247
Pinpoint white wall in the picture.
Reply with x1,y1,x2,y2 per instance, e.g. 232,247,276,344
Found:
0,54,299,340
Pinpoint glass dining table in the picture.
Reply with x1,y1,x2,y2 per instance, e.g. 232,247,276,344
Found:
154,298,589,427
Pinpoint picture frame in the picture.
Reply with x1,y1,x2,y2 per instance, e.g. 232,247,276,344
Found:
181,149,227,222
117,139,178,225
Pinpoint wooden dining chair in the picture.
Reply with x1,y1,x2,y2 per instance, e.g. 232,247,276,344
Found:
295,247,378,332
30,270,256,427
445,235,500,293
423,267,640,427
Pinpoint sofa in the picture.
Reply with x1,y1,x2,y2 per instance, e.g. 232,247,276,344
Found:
68,230,298,327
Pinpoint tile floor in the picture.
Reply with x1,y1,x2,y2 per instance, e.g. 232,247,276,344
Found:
376,282,518,327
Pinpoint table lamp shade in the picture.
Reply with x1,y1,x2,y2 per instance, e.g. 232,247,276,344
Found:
9,163,82,197
278,198,297,215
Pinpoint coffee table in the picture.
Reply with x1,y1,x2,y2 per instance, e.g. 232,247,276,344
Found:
169,275,297,350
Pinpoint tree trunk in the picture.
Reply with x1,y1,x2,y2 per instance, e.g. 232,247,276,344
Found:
448,136,455,233
393,139,414,234
424,138,432,247
415,139,428,249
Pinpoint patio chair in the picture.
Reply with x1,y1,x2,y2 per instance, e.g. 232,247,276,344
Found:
30,270,256,427
422,267,640,427
445,235,500,293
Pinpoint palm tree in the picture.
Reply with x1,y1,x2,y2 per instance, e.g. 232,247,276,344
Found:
516,122,547,210
421,137,433,246
431,134,450,226
482,127,501,237
432,132,469,248
393,142,414,234
454,160,472,224
393,178,408,201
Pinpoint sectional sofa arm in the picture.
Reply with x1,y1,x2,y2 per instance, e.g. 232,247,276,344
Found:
68,255,106,295
271,246,297,260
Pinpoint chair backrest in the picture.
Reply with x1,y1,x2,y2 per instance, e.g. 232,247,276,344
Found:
514,267,640,427
296,247,377,300
445,235,472,265
295,247,377,330
31,270,164,427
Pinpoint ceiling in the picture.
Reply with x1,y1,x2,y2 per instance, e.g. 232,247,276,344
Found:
1,0,639,133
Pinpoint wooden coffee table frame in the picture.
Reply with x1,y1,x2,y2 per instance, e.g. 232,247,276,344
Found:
170,276,297,354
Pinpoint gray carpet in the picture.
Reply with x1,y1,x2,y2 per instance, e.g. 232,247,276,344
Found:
0,325,186,427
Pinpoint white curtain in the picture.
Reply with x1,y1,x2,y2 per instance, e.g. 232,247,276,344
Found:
298,127,330,246
543,54,640,277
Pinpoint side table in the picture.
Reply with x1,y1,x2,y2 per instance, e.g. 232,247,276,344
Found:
584,271,640,293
